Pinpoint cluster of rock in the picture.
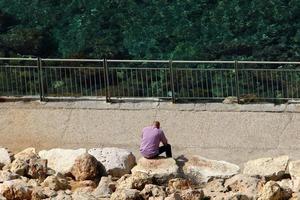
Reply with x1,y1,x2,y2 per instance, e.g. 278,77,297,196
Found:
0,147,299,200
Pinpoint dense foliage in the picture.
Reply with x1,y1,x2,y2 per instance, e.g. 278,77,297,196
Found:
1,0,300,102
0,0,300,60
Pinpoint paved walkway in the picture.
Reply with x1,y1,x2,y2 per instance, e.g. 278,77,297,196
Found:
1,100,300,165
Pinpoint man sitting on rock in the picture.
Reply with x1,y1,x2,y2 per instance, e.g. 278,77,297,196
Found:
140,121,172,159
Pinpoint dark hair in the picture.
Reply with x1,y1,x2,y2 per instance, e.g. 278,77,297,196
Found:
153,121,160,128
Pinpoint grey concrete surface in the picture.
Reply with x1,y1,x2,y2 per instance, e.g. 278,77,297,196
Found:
1,100,300,166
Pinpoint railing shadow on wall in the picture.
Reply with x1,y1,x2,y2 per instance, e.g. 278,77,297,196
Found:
0,57,300,103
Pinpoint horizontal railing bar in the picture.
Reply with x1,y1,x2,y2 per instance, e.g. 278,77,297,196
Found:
1,65,300,71
238,61,300,64
0,57,38,61
44,96,106,99
172,60,235,64
0,65,38,68
109,67,169,70
240,68,300,71
175,97,300,100
0,58,300,64
108,60,235,64
107,59,170,63
110,96,171,98
42,58,104,62
176,97,226,100
1,57,300,62
239,97,299,100
175,68,233,71
43,66,104,69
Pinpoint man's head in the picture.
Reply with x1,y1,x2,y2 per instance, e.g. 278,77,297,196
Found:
153,121,160,129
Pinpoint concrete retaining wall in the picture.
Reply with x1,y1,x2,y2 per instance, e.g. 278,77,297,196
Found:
1,101,300,165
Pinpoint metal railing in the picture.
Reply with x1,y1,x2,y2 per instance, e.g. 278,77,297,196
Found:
1,57,300,103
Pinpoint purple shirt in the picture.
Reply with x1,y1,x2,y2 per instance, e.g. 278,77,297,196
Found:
140,126,168,158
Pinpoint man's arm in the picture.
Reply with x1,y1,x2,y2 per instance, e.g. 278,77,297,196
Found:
160,130,168,145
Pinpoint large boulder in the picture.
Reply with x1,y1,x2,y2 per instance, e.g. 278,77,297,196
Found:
39,148,86,174
110,189,142,200
9,158,29,176
41,174,70,191
167,178,192,194
182,155,240,184
31,187,47,200
92,176,115,198
165,189,205,200
0,171,19,183
73,186,94,194
291,193,300,200
180,189,204,200
7,148,45,179
276,179,293,197
72,189,97,200
88,147,136,177
71,153,101,181
116,172,152,191
140,184,166,199
9,158,47,180
27,179,40,188
32,189,66,200
226,193,251,200
131,157,178,183
27,158,47,180
52,191,72,200
288,160,300,192
257,180,292,200
0,148,11,169
44,187,60,197
14,148,39,160
165,193,182,200
202,178,228,199
243,156,289,180
224,174,265,199
0,179,32,200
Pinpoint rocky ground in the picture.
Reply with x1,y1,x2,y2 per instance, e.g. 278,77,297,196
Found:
0,147,299,200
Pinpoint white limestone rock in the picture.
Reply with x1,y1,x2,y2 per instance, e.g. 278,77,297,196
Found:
0,148,11,169
288,160,300,192
243,155,289,180
39,148,86,174
131,157,178,183
183,155,240,184
88,147,136,177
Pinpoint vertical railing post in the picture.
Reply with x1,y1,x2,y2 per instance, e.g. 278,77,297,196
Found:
169,60,176,103
103,58,110,102
234,60,240,103
37,57,45,101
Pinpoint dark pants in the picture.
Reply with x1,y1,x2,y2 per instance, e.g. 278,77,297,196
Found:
158,144,172,158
